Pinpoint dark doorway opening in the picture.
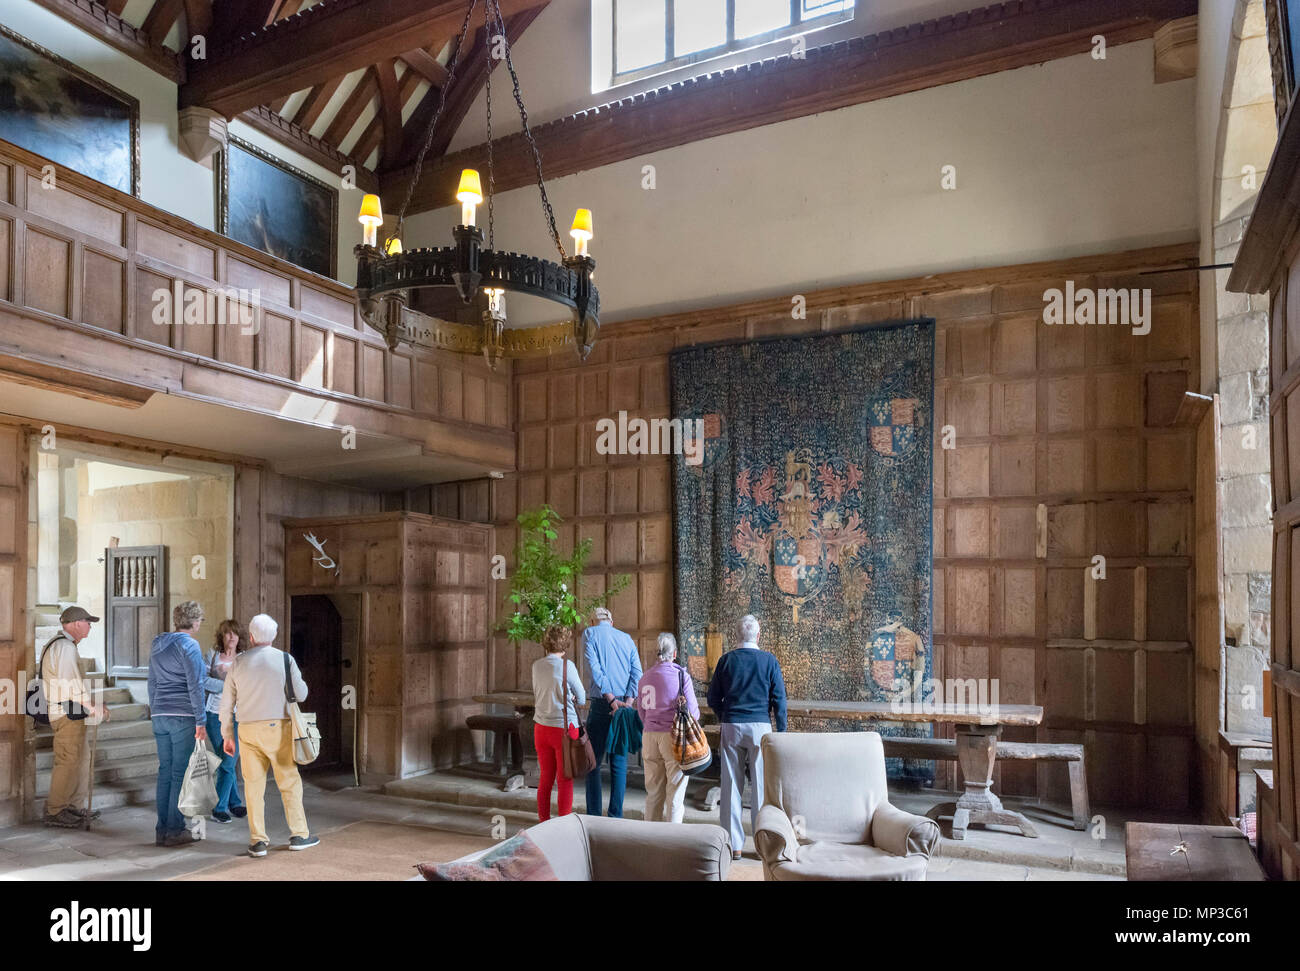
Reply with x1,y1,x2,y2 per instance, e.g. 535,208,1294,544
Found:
289,595,343,767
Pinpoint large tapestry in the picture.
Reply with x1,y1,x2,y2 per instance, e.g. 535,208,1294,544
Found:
671,320,935,780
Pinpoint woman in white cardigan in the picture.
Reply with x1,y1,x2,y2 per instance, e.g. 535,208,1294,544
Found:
530,626,586,821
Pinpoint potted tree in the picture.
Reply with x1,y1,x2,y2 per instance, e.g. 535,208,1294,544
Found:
501,505,629,648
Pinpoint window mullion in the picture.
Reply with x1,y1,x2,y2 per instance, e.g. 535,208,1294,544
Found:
792,0,801,27
727,0,735,45
665,0,673,61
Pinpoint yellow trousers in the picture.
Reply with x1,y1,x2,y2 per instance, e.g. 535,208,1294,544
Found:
46,716,88,815
238,719,309,844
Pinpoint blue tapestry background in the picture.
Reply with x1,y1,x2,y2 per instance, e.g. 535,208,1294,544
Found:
671,320,935,780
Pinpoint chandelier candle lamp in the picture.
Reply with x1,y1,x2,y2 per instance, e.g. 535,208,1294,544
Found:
353,0,601,369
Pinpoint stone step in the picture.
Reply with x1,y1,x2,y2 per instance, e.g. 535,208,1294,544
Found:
34,717,154,748
38,778,156,813
35,735,158,770
91,686,133,705
36,753,160,797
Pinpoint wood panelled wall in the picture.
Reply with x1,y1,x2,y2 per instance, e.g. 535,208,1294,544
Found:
0,423,27,826
0,142,512,465
475,243,1201,809
283,513,491,777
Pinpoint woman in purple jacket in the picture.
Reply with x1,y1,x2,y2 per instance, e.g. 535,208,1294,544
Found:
636,632,700,823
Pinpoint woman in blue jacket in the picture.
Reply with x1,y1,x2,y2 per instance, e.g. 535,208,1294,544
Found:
146,600,207,847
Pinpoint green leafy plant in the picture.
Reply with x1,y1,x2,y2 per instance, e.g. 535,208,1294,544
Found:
500,505,630,644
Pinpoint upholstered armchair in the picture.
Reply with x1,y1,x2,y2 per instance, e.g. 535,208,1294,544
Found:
754,731,940,880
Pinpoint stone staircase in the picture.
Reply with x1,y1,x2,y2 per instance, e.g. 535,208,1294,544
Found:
33,639,158,812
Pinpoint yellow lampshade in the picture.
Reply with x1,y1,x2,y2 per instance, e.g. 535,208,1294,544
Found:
385,237,403,255
457,169,483,205
357,193,383,227
570,208,594,242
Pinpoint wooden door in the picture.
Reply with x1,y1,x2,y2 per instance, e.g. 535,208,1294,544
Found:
104,545,167,679
289,595,343,766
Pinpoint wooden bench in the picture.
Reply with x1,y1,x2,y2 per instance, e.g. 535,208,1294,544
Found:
882,736,1090,831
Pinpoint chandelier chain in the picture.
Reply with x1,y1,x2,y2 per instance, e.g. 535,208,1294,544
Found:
489,0,567,261
391,0,479,246
484,0,495,250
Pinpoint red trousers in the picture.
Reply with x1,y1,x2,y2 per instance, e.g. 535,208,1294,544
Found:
534,723,573,821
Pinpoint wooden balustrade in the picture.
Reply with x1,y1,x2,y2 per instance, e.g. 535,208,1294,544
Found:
0,139,514,469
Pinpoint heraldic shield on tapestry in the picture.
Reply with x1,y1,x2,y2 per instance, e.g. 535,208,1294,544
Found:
670,320,936,781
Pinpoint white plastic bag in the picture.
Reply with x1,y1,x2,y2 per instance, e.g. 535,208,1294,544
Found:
177,740,221,819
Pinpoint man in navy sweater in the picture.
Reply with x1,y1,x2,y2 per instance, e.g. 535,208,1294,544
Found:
707,614,787,861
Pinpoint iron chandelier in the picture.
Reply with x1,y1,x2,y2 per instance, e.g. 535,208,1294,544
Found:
354,0,600,370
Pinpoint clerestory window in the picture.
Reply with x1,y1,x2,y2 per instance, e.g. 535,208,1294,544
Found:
606,0,855,87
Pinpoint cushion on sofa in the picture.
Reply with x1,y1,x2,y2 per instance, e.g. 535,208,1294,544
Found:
418,831,557,881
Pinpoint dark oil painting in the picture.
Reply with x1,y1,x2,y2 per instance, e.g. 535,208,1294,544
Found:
223,136,337,278
0,27,138,195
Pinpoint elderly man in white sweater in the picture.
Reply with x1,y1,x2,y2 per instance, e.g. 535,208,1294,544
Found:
219,614,319,857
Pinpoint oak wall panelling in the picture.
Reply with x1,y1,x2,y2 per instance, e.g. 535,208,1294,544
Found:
283,513,492,778
0,423,27,826
487,243,1201,809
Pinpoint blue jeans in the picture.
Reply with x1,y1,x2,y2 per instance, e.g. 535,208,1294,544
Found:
152,715,197,838
584,698,627,818
205,711,243,813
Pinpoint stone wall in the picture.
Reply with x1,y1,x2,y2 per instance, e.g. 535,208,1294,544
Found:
1209,1,1277,739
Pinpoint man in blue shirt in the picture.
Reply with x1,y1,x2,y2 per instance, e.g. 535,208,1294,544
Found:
707,614,787,860
582,607,642,817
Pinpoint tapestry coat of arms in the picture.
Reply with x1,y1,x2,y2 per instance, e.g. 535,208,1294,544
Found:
671,321,935,780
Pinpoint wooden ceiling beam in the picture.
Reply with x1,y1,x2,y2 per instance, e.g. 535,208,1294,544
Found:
106,0,130,15
291,75,347,132
183,0,214,40
323,68,379,149
182,0,549,118
386,6,543,173
239,104,380,193
400,47,449,88
375,59,405,166
27,0,184,82
381,0,1199,214
143,0,186,48
353,65,421,168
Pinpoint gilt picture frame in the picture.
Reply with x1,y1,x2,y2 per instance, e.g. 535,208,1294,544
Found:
0,25,140,196
219,134,338,279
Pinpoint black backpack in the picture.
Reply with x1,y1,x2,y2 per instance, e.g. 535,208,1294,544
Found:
25,637,54,725
26,634,87,724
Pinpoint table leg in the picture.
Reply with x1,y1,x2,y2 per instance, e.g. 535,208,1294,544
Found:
953,724,1038,838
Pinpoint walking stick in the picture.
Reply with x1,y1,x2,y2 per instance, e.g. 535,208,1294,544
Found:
83,715,99,831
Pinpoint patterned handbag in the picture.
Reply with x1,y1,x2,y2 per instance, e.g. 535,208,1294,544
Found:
671,666,712,775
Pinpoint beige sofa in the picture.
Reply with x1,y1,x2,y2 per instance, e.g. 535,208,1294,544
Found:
754,731,940,880
442,814,732,880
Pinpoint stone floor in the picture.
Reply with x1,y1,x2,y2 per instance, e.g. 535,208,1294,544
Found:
0,765,1189,880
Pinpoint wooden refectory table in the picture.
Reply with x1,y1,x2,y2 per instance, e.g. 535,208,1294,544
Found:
782,700,1045,839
